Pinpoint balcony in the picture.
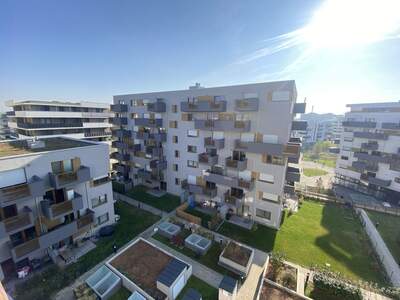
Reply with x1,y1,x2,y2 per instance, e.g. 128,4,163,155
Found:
360,174,391,187
112,163,130,175
225,157,247,171
235,98,259,111
354,152,390,164
41,193,83,219
198,153,218,165
137,169,159,181
134,118,162,127
194,119,251,132
204,168,254,190
77,209,95,229
181,180,217,197
353,131,388,140
291,120,307,131
111,141,140,152
49,166,91,189
39,221,78,250
361,142,379,151
0,175,45,206
150,159,167,170
11,238,40,261
110,152,130,161
284,183,295,195
352,161,378,172
146,146,162,157
181,100,227,112
147,101,166,113
293,103,306,114
0,208,34,238
382,122,400,130
342,120,376,128
286,166,300,182
234,139,284,155
16,122,83,129
204,137,225,149
110,117,128,126
224,190,244,207
112,129,132,138
134,131,167,142
110,104,128,113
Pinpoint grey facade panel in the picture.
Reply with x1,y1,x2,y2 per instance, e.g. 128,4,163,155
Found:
181,101,227,112
134,118,163,127
293,103,306,114
147,101,166,112
194,120,251,132
235,140,284,155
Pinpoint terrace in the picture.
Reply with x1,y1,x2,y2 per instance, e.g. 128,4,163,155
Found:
219,241,254,277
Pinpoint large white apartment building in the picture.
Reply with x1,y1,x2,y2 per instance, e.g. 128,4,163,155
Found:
6,100,113,141
111,81,306,229
298,113,343,144
0,137,115,279
335,101,400,204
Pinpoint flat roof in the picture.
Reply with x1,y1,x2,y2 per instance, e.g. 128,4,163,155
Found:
0,137,94,158
109,239,175,299
6,99,110,108
157,258,188,287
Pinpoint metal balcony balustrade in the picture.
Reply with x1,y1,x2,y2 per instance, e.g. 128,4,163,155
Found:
198,152,218,165
234,98,259,111
225,156,247,171
204,137,225,149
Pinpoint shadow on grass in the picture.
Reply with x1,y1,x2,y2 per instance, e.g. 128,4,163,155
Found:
314,202,387,285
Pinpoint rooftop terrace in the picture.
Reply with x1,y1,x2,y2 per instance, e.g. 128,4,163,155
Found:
0,137,93,158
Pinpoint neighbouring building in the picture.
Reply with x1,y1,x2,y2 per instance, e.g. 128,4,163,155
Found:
335,101,400,204
6,100,113,141
0,113,15,141
111,81,306,229
297,113,343,144
0,137,115,279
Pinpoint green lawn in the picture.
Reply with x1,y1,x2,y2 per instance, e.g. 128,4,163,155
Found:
125,185,181,212
153,233,238,278
218,200,386,285
15,202,160,300
303,168,328,177
367,210,400,262
109,287,132,300
177,276,218,300
303,152,337,168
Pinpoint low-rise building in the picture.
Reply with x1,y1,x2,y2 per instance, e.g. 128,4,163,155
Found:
0,137,115,279
6,100,113,141
335,101,400,204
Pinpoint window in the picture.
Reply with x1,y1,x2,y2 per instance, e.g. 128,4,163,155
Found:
97,213,109,225
187,160,198,168
187,145,197,153
259,192,279,202
256,209,271,220
173,136,178,143
131,113,139,119
187,129,198,137
341,156,349,160
259,173,274,184
92,194,108,208
175,150,180,158
172,105,178,113
173,164,178,171
175,178,180,185
169,120,178,128
395,177,400,184
51,158,78,174
182,113,193,121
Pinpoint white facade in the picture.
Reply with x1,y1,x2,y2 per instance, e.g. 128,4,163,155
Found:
299,113,343,144
0,137,115,277
6,100,113,141
111,81,305,229
335,101,400,203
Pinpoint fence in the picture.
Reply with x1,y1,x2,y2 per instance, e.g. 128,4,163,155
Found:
176,203,202,226
357,208,400,287
113,192,168,217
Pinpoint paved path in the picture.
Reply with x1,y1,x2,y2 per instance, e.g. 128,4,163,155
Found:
299,160,334,189
148,237,223,289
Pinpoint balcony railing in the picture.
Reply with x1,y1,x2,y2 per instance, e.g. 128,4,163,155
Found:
147,101,166,112
225,157,247,171
112,129,132,138
112,163,130,174
342,121,376,128
291,120,307,131
11,238,40,261
286,166,300,182
234,98,259,111
224,191,244,207
235,139,284,155
198,153,218,165
0,175,45,205
194,119,251,132
134,118,162,127
181,100,227,112
110,104,128,113
204,168,254,190
16,122,83,129
204,137,225,149
110,117,128,126
1,208,34,236
181,180,217,197
41,193,83,219
77,209,95,229
353,131,388,140
49,166,91,189
361,142,379,151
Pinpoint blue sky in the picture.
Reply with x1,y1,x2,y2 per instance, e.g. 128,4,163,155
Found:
1,0,400,114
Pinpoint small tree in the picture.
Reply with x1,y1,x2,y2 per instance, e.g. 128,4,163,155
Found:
270,251,286,280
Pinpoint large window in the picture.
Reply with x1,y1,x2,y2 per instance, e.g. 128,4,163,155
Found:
187,129,198,137
256,209,271,220
187,160,198,168
187,145,197,153
92,194,107,208
97,212,109,225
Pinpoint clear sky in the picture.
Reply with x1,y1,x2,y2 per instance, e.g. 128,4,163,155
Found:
1,0,400,114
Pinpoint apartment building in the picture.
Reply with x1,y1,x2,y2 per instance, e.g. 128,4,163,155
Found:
111,81,305,229
298,113,343,144
335,101,400,204
6,100,113,141
0,137,115,279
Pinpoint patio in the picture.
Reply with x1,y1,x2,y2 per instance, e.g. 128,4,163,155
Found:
53,240,97,267
226,215,254,230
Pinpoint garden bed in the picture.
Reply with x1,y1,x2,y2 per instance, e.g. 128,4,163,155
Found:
259,281,303,300
266,262,297,291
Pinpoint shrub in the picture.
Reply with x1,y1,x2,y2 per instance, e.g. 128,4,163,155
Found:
270,251,286,280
